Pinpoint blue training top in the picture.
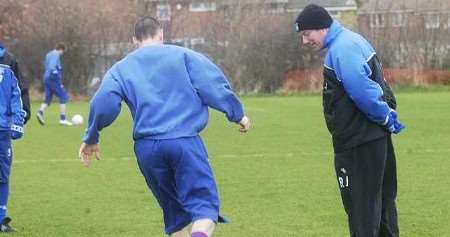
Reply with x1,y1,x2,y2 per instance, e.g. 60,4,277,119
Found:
43,49,63,80
323,21,391,125
83,44,244,144
0,64,25,130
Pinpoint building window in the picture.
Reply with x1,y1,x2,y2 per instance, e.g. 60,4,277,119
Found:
447,14,450,28
345,0,356,5
157,4,171,21
392,13,406,27
189,2,216,12
425,13,440,29
190,38,205,46
259,0,288,14
169,38,188,47
370,13,385,28
266,2,285,14
217,41,229,47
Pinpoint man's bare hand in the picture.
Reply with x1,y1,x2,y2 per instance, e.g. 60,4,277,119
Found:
78,143,101,167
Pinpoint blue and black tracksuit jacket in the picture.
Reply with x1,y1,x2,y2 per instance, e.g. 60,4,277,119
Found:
322,21,397,152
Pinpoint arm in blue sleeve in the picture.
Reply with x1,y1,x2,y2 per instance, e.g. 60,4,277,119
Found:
185,51,244,123
9,70,26,126
48,53,62,79
83,71,123,144
334,49,391,125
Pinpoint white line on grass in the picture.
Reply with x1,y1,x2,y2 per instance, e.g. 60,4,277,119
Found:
13,156,134,164
12,148,450,164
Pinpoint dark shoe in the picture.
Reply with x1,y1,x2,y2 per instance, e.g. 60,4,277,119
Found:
0,217,16,232
36,112,45,125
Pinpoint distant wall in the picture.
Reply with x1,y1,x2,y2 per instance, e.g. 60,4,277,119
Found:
283,68,450,91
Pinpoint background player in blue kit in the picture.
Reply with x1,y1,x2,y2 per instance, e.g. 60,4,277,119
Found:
36,43,72,126
0,64,25,232
79,17,250,237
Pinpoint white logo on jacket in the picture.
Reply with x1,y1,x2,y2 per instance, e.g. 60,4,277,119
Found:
338,167,349,188
0,67,4,83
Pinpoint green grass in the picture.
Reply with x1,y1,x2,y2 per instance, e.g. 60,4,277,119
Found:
9,90,450,236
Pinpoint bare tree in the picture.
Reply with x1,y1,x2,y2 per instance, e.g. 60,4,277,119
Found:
203,1,320,93
6,0,135,94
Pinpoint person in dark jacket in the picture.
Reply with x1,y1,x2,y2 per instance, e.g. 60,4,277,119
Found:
0,64,25,232
295,4,404,237
0,42,30,124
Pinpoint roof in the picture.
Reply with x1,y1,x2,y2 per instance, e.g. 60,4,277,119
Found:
359,0,450,13
145,0,357,9
286,0,357,10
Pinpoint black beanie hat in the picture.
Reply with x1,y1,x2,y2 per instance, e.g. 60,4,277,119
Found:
295,4,333,32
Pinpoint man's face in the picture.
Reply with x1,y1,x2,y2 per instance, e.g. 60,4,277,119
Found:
300,29,327,50
57,49,65,55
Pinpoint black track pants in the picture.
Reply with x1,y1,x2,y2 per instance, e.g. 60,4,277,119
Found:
334,136,399,237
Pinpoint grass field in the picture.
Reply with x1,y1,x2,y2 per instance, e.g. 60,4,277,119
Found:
8,90,450,236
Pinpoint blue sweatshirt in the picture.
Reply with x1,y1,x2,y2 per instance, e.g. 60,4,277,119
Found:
84,44,244,144
0,64,25,131
323,21,391,125
43,50,63,80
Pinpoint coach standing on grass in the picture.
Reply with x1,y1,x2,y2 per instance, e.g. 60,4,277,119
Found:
295,4,404,237
78,17,250,237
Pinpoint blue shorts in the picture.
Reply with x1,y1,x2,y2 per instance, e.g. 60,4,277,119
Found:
44,79,69,104
0,131,12,184
134,136,224,234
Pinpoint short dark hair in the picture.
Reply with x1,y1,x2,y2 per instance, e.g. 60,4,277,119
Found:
55,42,66,51
134,16,162,41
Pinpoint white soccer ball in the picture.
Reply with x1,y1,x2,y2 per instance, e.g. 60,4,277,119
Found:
71,114,84,125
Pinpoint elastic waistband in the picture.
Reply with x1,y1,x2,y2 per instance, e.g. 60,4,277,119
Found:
136,134,199,141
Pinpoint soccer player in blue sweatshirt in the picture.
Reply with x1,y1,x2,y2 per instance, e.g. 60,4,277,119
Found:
36,43,72,126
0,64,25,232
295,4,404,237
79,17,250,237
